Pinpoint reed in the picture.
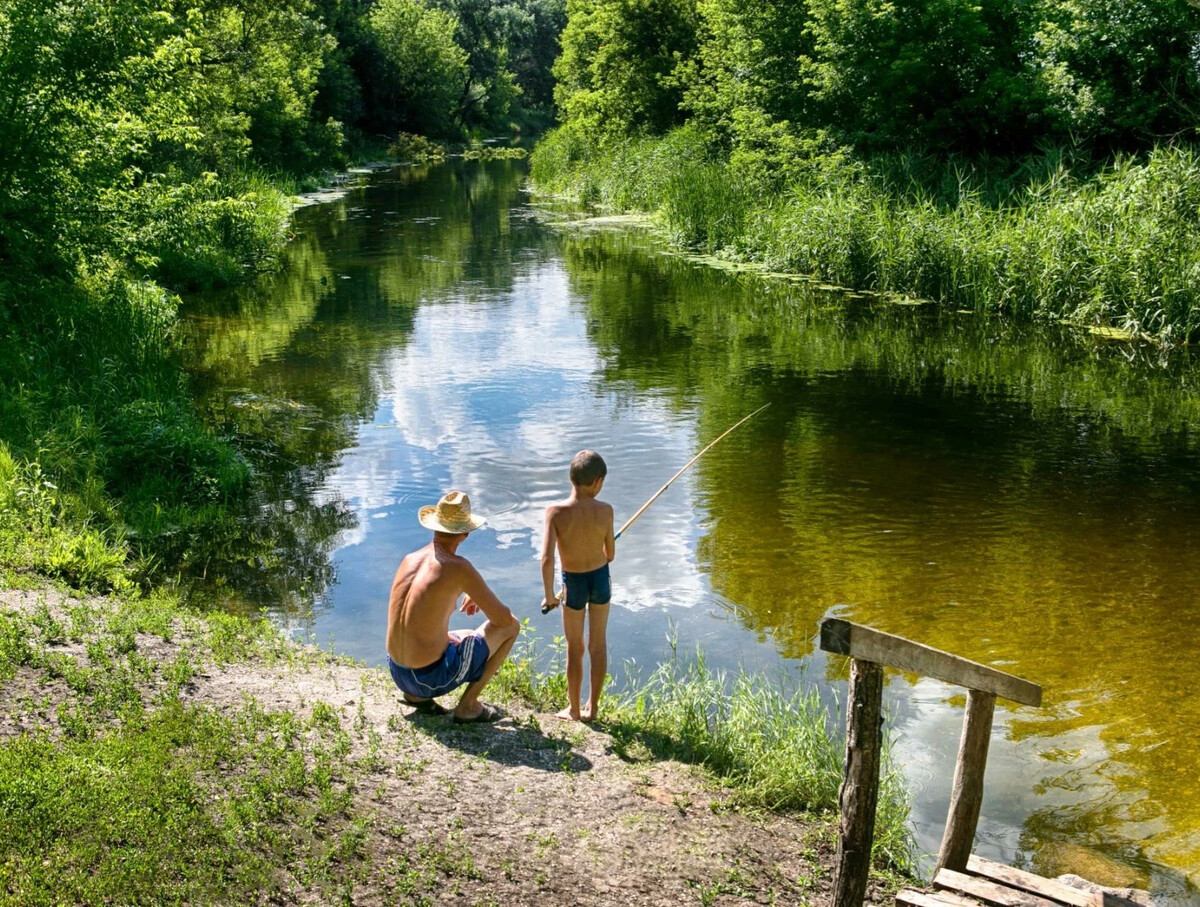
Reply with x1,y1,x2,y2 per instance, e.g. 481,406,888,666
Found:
533,127,1200,343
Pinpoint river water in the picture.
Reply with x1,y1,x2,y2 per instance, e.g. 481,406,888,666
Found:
182,159,1200,899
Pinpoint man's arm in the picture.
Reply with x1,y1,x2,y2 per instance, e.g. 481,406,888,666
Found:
459,562,518,629
540,508,559,606
603,503,615,563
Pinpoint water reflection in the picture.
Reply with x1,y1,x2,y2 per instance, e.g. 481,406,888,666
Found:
569,230,1200,896
182,160,1200,898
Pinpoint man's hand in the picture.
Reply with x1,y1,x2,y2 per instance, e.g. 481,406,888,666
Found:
459,595,481,616
540,590,561,614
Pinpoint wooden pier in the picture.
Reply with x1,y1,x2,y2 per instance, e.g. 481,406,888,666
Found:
818,618,1151,907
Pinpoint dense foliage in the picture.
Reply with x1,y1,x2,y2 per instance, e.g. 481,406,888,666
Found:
539,0,1200,340
0,0,565,592
554,0,1200,156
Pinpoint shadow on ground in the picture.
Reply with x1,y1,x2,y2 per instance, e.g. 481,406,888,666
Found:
408,709,594,773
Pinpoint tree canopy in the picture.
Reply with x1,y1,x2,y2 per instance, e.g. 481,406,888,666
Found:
552,0,1200,157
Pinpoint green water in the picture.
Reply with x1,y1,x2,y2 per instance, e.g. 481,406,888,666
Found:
183,159,1200,898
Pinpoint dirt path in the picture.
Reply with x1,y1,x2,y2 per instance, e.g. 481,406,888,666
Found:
1,586,905,906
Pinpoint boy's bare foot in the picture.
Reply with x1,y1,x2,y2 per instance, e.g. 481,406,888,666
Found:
581,702,597,722
556,707,581,721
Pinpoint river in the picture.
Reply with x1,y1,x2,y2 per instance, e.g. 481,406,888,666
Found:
182,158,1200,900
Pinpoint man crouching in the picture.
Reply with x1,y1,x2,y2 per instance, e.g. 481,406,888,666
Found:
386,491,519,723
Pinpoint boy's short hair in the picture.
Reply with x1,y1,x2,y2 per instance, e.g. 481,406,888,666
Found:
569,450,607,487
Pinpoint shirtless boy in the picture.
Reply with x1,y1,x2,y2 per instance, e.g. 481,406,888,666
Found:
540,450,615,722
387,491,519,723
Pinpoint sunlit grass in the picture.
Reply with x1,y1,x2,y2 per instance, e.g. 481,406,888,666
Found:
493,624,915,875
533,127,1200,343
0,593,380,905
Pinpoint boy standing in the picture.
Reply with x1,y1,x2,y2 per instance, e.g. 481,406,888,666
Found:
540,450,615,722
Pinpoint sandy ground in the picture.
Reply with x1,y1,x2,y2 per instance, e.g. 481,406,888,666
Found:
0,586,901,906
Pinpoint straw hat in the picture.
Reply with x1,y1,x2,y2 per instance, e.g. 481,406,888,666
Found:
418,491,487,534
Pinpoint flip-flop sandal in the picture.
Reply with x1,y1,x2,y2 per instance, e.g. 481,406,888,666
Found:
404,698,449,715
453,703,502,725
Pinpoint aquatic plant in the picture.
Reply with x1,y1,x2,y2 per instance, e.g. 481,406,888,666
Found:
533,127,1200,343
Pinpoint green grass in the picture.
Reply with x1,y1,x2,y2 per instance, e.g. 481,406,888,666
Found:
492,624,915,875
532,126,1200,343
0,590,387,905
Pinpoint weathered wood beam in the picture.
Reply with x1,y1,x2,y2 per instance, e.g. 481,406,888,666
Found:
935,868,1063,906
936,689,996,874
966,855,1101,907
819,618,1042,707
831,658,884,907
897,889,990,907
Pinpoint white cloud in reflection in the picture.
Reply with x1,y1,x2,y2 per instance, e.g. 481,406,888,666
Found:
319,265,714,610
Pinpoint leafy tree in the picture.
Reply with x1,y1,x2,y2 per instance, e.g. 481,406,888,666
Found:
506,0,567,121
800,0,1038,153
368,0,470,137
430,0,520,129
1026,0,1200,150
553,0,699,137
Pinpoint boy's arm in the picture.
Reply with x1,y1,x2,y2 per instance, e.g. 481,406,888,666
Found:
604,503,615,563
540,507,558,606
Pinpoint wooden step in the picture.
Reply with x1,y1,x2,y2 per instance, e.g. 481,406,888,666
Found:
935,868,1071,907
898,888,986,907
966,855,1101,907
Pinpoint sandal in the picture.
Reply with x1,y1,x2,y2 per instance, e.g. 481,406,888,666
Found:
453,703,502,724
404,698,449,715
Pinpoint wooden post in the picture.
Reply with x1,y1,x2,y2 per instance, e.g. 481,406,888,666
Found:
935,688,996,875
831,657,884,907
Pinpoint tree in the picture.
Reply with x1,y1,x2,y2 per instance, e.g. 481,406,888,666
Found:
368,0,469,137
553,0,699,137
800,0,1037,153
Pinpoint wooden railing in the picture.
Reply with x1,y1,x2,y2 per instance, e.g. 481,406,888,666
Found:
818,618,1043,907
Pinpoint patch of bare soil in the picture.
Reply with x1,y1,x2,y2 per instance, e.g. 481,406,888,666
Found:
0,588,897,906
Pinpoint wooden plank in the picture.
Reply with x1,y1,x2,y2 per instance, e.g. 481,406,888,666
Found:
935,868,1063,907
831,658,884,907
819,619,1042,706
966,855,1101,907
897,888,986,907
936,690,996,873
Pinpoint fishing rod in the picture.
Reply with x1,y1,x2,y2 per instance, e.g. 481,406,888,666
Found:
615,402,771,540
542,403,770,613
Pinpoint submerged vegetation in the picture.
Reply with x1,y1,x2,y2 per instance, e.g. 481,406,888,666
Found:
535,0,1200,343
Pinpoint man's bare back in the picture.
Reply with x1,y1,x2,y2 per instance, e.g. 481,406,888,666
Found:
385,492,519,723
387,543,481,668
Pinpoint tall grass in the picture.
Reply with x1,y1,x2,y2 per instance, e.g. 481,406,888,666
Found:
532,127,1200,343
494,628,915,874
0,162,303,592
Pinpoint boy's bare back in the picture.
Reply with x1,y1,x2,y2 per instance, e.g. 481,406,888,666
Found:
547,495,614,573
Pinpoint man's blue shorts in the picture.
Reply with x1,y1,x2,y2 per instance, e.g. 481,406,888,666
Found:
562,563,611,611
388,632,490,699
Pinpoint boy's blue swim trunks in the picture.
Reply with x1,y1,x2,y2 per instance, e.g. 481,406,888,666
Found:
562,563,611,611
388,632,490,699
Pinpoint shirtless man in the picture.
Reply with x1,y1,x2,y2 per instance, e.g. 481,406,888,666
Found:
386,491,519,723
540,450,615,721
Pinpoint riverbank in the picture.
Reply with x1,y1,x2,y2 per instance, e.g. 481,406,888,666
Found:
531,127,1200,345
0,582,908,904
